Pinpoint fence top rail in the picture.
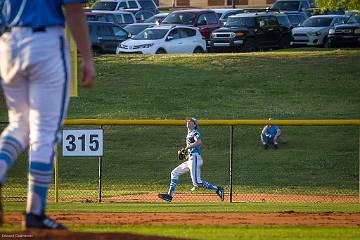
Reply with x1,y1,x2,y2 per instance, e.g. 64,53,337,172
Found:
42,119,360,126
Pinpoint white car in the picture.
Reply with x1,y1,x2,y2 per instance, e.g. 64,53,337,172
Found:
291,15,347,47
116,25,206,54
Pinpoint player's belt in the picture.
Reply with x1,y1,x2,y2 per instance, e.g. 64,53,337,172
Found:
189,153,200,156
4,26,47,33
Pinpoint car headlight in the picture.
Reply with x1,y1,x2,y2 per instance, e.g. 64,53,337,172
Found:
328,28,335,34
355,28,360,34
119,44,127,49
134,44,154,49
309,31,321,36
141,43,154,48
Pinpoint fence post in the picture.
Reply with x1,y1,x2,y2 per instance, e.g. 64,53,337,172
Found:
98,125,103,203
54,144,59,203
229,125,234,203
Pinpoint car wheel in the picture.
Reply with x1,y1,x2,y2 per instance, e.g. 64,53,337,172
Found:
323,38,333,48
193,47,204,54
279,37,291,49
155,48,166,54
92,47,102,57
242,39,257,52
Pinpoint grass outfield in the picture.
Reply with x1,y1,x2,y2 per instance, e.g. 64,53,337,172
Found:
0,49,360,200
4,202,360,213
2,202,360,239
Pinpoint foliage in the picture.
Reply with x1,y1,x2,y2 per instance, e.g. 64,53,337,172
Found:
83,0,96,8
316,0,360,11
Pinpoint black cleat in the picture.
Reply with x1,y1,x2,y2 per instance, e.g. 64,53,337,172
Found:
22,213,67,230
158,193,173,202
216,186,224,201
274,144,278,149
264,144,269,150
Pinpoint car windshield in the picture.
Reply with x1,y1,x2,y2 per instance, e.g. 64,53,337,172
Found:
271,1,300,11
162,12,196,25
302,17,333,27
92,1,117,11
227,17,255,28
347,15,360,24
138,0,156,8
134,28,168,40
287,15,301,25
125,24,152,35
113,26,127,37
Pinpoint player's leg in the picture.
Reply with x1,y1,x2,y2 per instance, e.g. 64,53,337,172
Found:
189,154,224,201
0,33,30,185
24,31,70,229
0,63,30,226
158,161,190,202
261,133,269,149
0,83,29,184
274,133,280,149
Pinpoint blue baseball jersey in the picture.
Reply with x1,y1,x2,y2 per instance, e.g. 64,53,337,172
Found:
265,125,279,138
186,129,201,155
2,0,87,28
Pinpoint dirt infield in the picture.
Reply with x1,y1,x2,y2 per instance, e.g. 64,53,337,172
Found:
3,212,360,239
4,212,360,227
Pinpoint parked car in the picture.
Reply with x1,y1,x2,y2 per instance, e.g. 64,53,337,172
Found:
211,8,245,26
134,10,156,22
116,25,206,54
144,13,169,23
291,15,348,47
137,0,159,14
283,11,308,27
209,12,292,52
124,22,156,37
86,11,136,27
271,0,312,12
88,21,130,55
327,13,360,48
92,0,159,14
161,9,221,40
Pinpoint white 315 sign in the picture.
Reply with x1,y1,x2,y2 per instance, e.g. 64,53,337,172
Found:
62,129,104,157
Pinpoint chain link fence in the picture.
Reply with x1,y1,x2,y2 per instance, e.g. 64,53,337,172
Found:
1,121,359,203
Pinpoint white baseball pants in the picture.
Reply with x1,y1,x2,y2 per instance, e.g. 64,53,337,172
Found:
0,26,71,164
171,153,204,187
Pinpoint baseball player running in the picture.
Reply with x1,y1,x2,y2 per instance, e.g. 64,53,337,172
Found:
0,0,96,229
158,117,224,202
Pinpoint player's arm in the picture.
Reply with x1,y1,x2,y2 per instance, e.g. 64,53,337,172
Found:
185,139,202,150
63,2,96,88
261,126,269,134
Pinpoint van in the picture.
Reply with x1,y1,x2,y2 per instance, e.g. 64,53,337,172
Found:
92,0,159,14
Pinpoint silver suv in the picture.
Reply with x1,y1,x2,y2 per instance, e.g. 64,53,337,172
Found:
271,0,312,12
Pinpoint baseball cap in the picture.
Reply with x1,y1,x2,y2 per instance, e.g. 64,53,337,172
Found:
191,117,198,127
186,117,198,128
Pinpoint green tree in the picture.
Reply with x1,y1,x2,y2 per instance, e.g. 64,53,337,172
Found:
316,0,360,11
84,0,97,8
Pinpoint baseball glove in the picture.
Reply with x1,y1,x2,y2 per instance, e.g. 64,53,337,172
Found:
177,148,188,161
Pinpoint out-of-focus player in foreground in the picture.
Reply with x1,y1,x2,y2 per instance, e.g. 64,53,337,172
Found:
158,117,224,202
0,0,96,229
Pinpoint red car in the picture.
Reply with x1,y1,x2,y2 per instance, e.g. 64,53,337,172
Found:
161,9,221,40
